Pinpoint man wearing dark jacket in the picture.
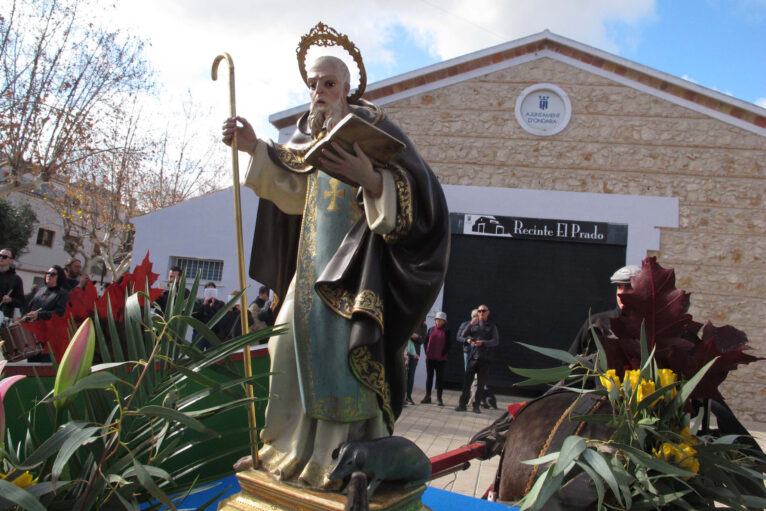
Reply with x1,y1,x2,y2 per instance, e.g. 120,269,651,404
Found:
155,266,190,314
567,265,641,356
455,304,498,413
0,248,24,321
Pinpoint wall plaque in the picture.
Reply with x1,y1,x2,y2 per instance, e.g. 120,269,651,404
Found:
515,83,572,136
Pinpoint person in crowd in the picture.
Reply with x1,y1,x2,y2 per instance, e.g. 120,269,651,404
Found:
456,308,478,370
421,312,451,406
568,265,641,356
456,307,496,409
0,248,25,323
229,300,255,339
455,304,498,413
21,265,70,362
195,282,225,350
257,294,276,328
155,266,190,314
248,286,271,331
404,322,426,405
61,257,90,292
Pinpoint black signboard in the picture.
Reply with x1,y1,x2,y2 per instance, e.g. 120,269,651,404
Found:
451,213,627,246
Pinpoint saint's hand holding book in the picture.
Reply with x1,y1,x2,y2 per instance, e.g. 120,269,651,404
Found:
306,113,406,186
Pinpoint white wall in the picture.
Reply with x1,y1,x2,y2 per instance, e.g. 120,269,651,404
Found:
131,186,264,299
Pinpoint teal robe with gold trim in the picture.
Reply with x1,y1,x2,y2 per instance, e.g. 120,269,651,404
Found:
248,100,450,433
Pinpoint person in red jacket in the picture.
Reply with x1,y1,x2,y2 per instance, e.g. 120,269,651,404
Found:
420,312,451,406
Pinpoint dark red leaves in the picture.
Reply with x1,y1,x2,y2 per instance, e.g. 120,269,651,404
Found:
604,257,762,401
610,257,697,347
684,322,761,401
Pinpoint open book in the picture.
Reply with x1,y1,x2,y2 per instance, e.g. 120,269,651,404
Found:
304,113,406,184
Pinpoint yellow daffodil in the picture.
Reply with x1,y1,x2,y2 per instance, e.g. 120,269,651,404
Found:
655,441,699,476
600,369,621,392
0,471,38,488
624,370,641,390
658,369,679,399
636,380,660,406
679,427,699,446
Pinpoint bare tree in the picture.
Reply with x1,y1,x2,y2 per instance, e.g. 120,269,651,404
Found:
52,100,144,279
53,95,226,281
135,94,227,212
0,0,153,196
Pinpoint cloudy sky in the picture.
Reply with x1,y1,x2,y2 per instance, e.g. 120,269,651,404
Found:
111,0,765,142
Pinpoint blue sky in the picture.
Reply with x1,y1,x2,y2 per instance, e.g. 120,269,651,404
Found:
112,0,765,141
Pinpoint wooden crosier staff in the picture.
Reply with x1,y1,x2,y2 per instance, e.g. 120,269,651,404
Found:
211,52,258,465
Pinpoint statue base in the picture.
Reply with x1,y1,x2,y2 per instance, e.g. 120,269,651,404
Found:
218,468,430,511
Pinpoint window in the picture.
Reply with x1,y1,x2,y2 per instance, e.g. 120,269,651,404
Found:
173,257,223,282
36,228,55,247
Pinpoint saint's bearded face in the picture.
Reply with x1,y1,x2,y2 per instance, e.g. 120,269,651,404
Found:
306,58,350,138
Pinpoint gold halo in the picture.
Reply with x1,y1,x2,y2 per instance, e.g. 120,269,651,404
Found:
296,22,366,102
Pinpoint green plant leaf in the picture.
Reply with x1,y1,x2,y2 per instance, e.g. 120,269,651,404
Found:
514,342,580,365
679,357,718,404
91,362,136,372
184,316,224,350
509,365,572,386
131,457,177,511
574,460,605,509
16,421,92,470
122,464,173,482
535,469,566,511
590,330,608,373
581,448,622,505
639,320,649,366
51,372,119,402
136,405,219,437
92,309,113,364
520,451,560,466
552,436,586,477
51,424,101,486
0,479,47,511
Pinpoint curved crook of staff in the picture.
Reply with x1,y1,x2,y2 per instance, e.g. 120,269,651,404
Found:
211,52,259,466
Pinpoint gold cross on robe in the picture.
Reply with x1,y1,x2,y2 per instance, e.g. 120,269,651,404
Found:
323,178,345,211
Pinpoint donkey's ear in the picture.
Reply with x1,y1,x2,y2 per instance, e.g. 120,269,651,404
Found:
332,443,344,460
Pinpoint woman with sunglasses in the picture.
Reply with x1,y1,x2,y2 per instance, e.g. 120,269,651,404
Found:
23,265,69,321
20,265,70,362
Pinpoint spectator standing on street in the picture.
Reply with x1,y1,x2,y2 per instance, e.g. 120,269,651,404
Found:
0,248,24,323
421,312,451,406
404,322,426,405
456,308,478,370
455,304,498,413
